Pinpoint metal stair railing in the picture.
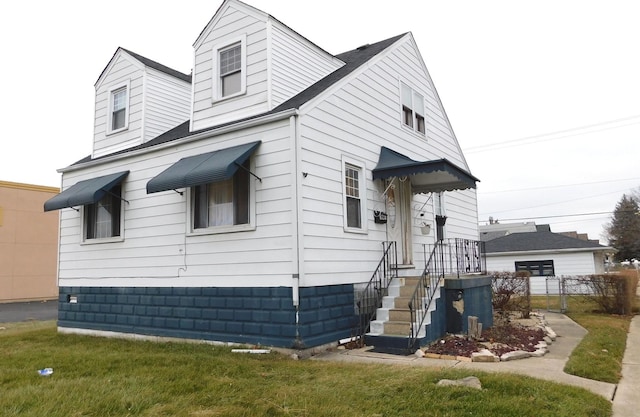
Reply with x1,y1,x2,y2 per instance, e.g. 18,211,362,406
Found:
407,241,444,352
353,241,398,347
407,238,487,351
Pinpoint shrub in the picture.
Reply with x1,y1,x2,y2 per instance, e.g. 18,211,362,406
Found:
491,271,531,318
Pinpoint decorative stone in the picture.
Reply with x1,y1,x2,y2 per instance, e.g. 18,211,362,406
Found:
534,341,548,349
500,350,531,361
456,355,473,362
544,336,553,344
530,349,547,357
544,326,557,341
424,352,441,359
471,349,499,362
437,376,482,390
414,349,425,358
290,353,299,360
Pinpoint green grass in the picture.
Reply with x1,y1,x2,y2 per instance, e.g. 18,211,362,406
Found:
0,322,611,417
531,295,632,383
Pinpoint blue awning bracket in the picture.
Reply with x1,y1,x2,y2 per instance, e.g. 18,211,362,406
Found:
234,161,262,182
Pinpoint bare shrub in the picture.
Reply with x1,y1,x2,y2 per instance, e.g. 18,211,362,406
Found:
575,272,639,315
491,271,531,318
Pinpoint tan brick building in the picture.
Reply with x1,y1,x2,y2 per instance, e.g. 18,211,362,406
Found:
0,181,59,302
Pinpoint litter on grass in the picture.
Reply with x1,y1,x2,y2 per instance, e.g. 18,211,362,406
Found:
231,349,271,354
38,368,53,376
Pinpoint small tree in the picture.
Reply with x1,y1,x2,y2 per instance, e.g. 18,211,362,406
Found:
605,194,640,262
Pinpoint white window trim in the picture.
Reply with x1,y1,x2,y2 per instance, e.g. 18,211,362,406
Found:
186,157,257,236
212,34,247,102
80,184,126,245
341,155,368,234
399,81,426,137
106,80,131,135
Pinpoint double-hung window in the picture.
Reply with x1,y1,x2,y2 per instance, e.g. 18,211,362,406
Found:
192,160,250,229
213,35,246,100
342,157,367,233
401,82,425,135
84,184,122,240
108,82,130,134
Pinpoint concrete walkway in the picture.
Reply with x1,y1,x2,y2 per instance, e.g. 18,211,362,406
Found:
612,315,640,416
314,311,640,414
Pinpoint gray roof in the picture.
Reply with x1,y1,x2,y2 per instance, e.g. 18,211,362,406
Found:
73,34,405,167
485,231,608,253
96,48,192,86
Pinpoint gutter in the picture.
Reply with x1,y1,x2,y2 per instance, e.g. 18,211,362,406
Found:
58,108,299,174
486,246,615,257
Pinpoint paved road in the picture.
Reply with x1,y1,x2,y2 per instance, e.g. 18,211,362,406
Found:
0,300,58,323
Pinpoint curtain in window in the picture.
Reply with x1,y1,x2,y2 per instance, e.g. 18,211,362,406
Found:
208,180,234,226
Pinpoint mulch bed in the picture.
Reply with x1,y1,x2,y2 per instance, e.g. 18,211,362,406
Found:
424,319,546,358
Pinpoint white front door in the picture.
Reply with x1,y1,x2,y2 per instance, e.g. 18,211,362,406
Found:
386,178,413,266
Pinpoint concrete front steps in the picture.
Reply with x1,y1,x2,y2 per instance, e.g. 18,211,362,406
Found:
365,276,441,354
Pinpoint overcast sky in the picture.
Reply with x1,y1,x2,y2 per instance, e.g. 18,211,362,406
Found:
1,0,638,243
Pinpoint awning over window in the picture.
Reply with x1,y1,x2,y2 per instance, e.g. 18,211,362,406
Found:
146,141,261,194
372,147,479,194
43,171,129,212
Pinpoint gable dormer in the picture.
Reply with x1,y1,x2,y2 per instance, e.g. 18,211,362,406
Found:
93,48,191,159
190,0,343,131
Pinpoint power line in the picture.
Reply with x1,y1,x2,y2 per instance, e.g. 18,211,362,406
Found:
479,186,633,216
480,177,640,195
465,114,640,153
479,211,614,223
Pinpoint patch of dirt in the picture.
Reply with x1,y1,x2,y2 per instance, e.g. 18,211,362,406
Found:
424,316,546,358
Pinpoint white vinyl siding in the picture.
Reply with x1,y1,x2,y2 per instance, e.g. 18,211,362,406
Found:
58,120,295,288
486,251,604,294
93,52,191,159
296,35,479,287
270,23,342,107
192,5,268,130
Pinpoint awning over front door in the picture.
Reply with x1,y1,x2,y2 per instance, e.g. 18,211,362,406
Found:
43,171,129,211
146,141,261,194
372,146,479,194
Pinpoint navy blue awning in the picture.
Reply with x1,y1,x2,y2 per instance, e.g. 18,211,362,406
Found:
44,171,129,211
372,147,479,194
146,141,261,194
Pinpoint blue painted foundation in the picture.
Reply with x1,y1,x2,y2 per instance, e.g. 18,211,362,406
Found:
444,276,493,334
58,285,354,349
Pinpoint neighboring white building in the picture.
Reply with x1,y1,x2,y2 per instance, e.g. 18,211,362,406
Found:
44,0,481,348
485,231,613,294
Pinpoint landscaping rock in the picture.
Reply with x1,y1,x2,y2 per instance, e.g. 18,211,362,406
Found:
544,326,557,341
500,350,531,361
471,349,499,362
530,348,547,357
414,349,425,358
437,376,482,390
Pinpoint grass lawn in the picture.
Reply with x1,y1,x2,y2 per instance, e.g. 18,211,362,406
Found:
531,295,632,383
0,321,611,417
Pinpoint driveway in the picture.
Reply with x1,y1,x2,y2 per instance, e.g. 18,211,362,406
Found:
0,300,58,323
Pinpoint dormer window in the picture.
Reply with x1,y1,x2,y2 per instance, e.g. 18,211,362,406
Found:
401,82,425,135
220,43,242,97
212,35,246,101
107,82,130,134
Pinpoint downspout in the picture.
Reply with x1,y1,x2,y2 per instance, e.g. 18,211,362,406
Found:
289,113,304,347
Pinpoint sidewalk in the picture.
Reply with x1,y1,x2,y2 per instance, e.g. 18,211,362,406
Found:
313,311,640,411
612,315,640,416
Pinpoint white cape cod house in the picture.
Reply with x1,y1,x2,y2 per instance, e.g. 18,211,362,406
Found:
45,0,489,352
